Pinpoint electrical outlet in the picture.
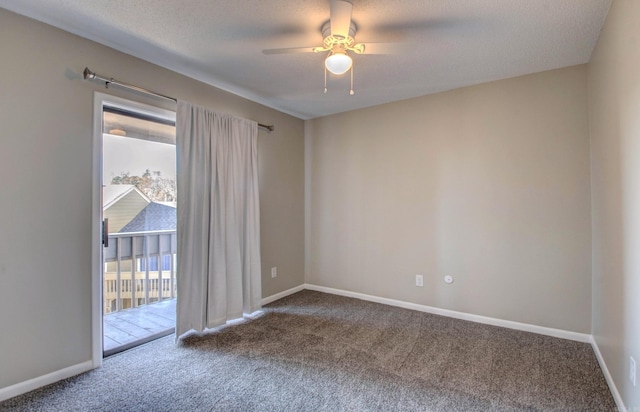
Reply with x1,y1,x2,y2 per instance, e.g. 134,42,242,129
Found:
415,275,423,287
631,356,637,387
271,267,277,278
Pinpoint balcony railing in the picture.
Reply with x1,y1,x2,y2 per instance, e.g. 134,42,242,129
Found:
103,230,177,314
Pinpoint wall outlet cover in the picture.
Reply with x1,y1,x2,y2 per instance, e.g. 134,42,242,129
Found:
631,356,637,387
415,275,423,287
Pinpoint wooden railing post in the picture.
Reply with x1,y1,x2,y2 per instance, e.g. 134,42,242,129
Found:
144,235,150,305
116,237,122,312
170,232,176,299
130,236,136,308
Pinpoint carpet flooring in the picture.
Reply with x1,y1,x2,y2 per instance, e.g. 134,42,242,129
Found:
1,290,616,411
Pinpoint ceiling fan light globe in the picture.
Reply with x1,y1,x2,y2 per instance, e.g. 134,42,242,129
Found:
325,52,352,75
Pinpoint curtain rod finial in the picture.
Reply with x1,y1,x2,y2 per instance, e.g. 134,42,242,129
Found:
83,67,95,80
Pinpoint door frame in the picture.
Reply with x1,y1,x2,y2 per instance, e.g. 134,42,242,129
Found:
91,92,176,367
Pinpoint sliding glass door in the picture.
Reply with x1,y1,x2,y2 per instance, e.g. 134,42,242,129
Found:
98,98,177,356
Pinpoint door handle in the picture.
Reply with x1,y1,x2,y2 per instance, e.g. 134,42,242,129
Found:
102,218,109,247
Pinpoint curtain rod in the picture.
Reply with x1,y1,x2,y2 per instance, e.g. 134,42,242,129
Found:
83,67,275,133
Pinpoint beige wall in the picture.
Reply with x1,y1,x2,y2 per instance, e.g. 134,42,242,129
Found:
306,65,592,333
0,8,304,390
588,0,640,408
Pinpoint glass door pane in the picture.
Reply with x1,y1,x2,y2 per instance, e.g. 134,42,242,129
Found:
101,104,177,356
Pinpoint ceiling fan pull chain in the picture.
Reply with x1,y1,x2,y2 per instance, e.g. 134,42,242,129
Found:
324,65,328,94
350,66,355,95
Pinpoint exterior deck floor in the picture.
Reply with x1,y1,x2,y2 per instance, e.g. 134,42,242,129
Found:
104,298,176,356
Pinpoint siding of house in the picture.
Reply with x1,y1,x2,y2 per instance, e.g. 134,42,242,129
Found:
104,190,149,232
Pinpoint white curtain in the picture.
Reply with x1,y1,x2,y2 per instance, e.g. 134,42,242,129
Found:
175,100,261,339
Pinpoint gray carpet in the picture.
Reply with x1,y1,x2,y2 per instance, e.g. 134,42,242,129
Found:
1,290,616,411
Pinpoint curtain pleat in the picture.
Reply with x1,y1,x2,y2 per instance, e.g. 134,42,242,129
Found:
175,101,261,339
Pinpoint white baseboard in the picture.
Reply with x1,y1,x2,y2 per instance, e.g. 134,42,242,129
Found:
590,336,627,412
261,284,305,305
0,360,94,402
304,284,591,343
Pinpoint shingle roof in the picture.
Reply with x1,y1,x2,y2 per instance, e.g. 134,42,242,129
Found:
119,202,176,233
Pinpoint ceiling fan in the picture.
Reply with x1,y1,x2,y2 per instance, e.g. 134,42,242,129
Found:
262,0,384,95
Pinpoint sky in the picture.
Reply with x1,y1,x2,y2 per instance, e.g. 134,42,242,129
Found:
103,134,176,183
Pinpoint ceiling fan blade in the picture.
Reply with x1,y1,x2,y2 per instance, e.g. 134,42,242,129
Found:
262,47,316,55
371,17,485,40
330,0,353,39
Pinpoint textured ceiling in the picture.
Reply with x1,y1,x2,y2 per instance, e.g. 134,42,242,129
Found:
0,0,611,120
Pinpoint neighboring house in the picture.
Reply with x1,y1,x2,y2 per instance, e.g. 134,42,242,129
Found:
119,202,176,233
120,201,177,274
102,185,176,305
103,185,151,233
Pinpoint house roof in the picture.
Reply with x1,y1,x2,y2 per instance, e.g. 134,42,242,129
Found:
119,202,176,233
0,0,611,120
103,185,150,210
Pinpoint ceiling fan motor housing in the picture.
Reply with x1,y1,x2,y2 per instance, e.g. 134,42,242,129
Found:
318,21,364,54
